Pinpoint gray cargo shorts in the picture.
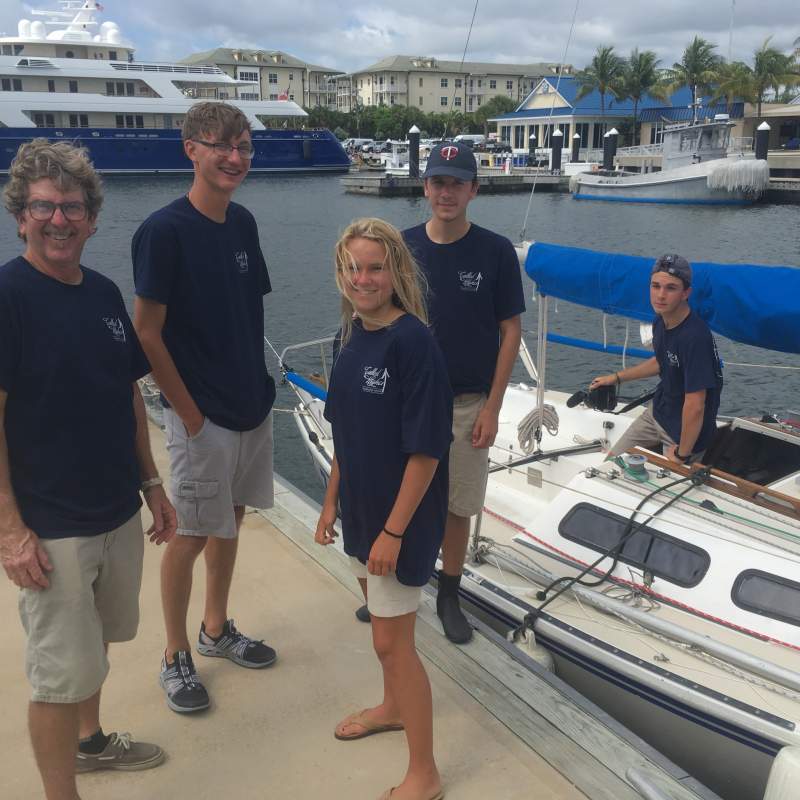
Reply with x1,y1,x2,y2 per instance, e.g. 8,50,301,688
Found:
164,407,274,539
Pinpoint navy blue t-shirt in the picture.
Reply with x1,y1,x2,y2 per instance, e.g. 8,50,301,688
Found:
403,223,526,395
132,195,275,431
0,257,149,539
652,312,723,452
324,315,453,587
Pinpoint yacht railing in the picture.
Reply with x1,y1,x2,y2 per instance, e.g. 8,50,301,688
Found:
729,136,754,153
110,63,226,75
616,143,663,157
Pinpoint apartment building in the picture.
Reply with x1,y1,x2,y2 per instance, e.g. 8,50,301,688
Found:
179,48,342,109
336,55,571,113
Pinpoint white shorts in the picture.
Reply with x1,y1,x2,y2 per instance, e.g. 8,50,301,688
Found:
349,558,422,618
164,407,274,539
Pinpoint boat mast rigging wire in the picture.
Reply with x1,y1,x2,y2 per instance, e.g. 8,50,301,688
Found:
443,0,480,139
519,0,581,241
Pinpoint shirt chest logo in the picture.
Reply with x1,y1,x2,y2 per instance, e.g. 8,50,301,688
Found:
362,366,389,395
458,271,483,292
102,316,126,343
234,251,249,273
666,349,680,367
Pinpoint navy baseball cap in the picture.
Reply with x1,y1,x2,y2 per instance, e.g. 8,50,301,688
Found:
652,253,691,286
423,142,477,181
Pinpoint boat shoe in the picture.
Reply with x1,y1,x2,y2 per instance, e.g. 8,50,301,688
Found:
75,732,165,773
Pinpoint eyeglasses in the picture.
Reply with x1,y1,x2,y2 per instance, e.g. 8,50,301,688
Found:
191,139,255,159
25,200,88,221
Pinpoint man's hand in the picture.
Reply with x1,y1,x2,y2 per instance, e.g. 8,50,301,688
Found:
472,405,499,449
665,444,686,465
0,527,52,589
315,503,338,546
143,486,177,545
183,411,205,438
367,531,402,576
590,374,618,390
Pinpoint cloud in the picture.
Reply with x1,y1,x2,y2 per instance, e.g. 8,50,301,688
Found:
1,0,796,74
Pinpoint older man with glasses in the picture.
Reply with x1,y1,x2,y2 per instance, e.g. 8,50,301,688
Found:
133,102,278,715
0,139,176,799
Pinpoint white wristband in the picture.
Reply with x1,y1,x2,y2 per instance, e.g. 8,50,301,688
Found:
141,477,163,492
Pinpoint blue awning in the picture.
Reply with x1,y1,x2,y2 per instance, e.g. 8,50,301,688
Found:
525,243,800,355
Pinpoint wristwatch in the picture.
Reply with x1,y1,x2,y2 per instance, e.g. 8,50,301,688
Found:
141,477,164,492
675,451,691,463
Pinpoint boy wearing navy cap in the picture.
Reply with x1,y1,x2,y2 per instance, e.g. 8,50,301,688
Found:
398,142,526,643
592,254,723,463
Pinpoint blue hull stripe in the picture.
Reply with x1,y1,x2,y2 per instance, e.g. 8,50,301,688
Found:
573,193,751,206
446,577,786,758
0,127,350,174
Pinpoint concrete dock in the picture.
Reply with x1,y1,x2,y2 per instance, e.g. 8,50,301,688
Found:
342,171,568,196
0,421,718,800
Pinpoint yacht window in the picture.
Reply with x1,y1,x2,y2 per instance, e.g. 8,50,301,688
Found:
13,78,22,91
106,81,115,95
69,80,78,93
1,79,10,92
558,502,710,587
48,80,55,92
116,81,125,96
115,114,124,128
14,45,23,55
135,115,144,128
69,114,89,128
732,570,800,627
2,45,12,55
126,82,135,96
109,50,118,60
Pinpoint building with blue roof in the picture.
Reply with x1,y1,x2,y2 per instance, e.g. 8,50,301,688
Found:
490,75,744,155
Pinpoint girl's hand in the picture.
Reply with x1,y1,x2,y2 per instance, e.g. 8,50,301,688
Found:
315,504,338,546
367,531,402,576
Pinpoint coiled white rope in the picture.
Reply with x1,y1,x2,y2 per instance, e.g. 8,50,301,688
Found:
518,403,560,454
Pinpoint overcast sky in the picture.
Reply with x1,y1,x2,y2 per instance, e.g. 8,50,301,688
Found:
1,1,797,74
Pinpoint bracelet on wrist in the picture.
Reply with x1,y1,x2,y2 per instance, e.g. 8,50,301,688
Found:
141,477,163,492
382,527,403,540
675,451,690,463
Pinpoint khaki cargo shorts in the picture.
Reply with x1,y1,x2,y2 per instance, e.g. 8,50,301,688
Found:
349,557,422,618
164,408,274,539
609,407,705,462
18,513,144,703
449,393,490,518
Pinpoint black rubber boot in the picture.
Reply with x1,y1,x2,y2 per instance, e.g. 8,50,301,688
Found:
436,573,473,644
355,604,371,623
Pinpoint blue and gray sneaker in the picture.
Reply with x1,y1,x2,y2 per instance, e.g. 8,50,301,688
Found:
197,619,277,668
159,651,210,714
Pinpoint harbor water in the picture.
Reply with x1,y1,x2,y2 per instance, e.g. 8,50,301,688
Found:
1,173,798,500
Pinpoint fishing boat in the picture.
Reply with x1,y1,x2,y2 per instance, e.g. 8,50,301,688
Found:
570,118,770,205
0,1,349,174
280,244,800,800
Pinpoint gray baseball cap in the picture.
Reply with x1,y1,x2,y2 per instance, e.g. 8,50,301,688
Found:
652,253,692,286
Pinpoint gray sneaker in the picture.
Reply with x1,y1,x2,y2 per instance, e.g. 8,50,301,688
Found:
159,650,210,713
197,619,276,668
75,732,165,773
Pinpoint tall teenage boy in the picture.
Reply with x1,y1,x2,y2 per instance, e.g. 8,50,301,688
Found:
132,103,277,713
402,143,525,643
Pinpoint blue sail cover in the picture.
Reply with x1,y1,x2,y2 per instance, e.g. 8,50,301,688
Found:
526,243,800,355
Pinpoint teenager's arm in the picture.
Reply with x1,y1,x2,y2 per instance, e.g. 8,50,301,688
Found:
133,297,204,436
473,315,522,448
132,384,176,545
368,453,439,576
315,455,340,545
0,389,52,589
591,356,660,390
667,389,706,462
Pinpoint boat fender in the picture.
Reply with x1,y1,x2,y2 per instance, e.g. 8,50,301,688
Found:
509,628,554,672
764,746,800,800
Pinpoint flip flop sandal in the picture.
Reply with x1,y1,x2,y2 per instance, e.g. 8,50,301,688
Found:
377,789,444,800
334,709,404,741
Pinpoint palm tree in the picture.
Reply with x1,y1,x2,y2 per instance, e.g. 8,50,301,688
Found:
574,45,625,136
664,36,722,123
709,61,756,114
617,49,669,145
752,37,800,119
